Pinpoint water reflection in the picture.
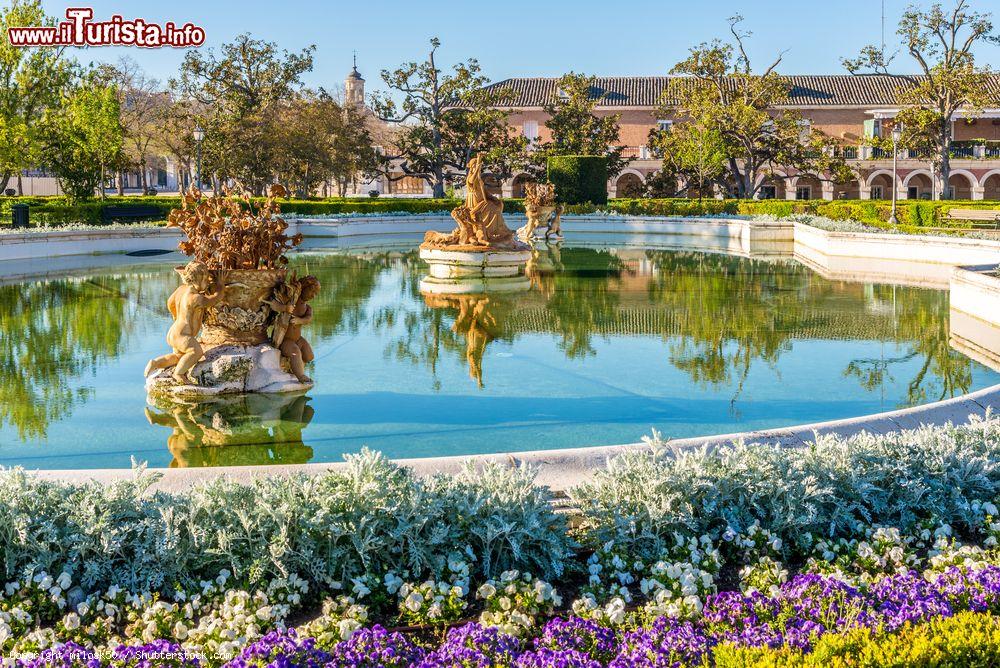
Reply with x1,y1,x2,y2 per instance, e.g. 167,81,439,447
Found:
0,272,167,440
1,243,999,466
421,293,511,388
146,393,314,467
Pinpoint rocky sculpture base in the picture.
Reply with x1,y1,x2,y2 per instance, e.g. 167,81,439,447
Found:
145,344,313,399
418,247,531,294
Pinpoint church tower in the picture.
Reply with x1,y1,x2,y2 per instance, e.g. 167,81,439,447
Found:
345,54,365,109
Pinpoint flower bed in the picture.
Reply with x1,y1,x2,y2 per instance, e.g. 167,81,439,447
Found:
4,418,1000,665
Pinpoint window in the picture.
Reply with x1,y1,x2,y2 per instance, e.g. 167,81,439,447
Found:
656,119,673,132
522,120,539,143
908,186,918,200
871,185,884,199
796,185,811,200
759,185,777,200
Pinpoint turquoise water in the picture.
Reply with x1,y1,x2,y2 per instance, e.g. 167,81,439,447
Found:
1,236,998,469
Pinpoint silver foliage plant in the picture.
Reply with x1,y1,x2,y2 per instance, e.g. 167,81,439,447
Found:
571,415,1000,561
0,449,573,593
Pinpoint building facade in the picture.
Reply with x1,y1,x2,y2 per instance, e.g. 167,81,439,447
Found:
489,74,1000,200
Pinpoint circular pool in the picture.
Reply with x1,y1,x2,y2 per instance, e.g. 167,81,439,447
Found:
2,234,998,469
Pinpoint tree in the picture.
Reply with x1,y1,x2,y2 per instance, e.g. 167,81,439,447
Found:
152,97,201,192
667,16,851,198
39,73,124,200
647,122,727,199
328,102,381,196
539,73,626,178
0,0,72,194
174,34,315,194
372,38,527,198
844,0,1000,199
98,57,166,194
271,90,380,197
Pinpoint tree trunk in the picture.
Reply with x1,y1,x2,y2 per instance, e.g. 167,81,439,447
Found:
117,171,125,196
0,173,10,193
938,148,951,200
728,158,746,198
16,173,23,196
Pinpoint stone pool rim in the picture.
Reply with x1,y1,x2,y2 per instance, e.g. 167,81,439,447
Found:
3,213,1000,490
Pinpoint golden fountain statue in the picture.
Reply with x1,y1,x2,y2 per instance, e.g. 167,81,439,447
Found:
517,182,564,241
419,155,531,294
144,186,322,398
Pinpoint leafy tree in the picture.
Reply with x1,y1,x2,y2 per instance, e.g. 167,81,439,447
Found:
0,0,72,193
272,90,380,197
540,73,626,178
328,101,381,196
152,96,202,191
844,0,1000,199
647,122,727,199
98,57,167,194
667,16,851,198
39,73,124,200
372,38,527,197
174,34,315,194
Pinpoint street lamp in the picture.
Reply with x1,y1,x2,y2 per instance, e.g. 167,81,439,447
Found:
193,126,205,190
889,125,902,225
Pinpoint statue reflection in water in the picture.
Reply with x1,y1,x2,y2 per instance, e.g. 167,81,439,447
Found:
145,393,314,467
421,293,509,388
525,240,564,299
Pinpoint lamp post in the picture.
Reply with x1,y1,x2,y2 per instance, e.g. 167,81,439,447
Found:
889,125,902,225
193,126,205,190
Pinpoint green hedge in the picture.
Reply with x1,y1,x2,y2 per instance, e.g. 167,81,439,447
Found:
0,196,476,227
547,156,609,205
1,194,998,230
714,611,1000,667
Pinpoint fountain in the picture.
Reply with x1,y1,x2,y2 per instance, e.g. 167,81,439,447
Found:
517,182,564,241
144,186,322,398
419,155,531,294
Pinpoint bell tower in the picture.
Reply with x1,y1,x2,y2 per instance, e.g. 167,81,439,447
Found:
345,53,365,109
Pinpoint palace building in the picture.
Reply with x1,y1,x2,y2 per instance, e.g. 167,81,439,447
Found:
485,74,1000,201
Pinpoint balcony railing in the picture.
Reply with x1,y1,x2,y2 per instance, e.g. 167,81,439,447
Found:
619,146,656,159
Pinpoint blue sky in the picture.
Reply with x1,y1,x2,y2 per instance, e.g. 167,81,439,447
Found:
41,0,1000,92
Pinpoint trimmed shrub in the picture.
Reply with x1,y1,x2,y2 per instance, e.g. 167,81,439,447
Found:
713,612,1000,667
571,417,1000,560
547,156,608,205
0,450,573,592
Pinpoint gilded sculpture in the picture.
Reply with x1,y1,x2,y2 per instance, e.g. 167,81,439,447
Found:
265,274,321,383
144,261,230,384
518,182,563,241
145,187,322,395
421,155,527,252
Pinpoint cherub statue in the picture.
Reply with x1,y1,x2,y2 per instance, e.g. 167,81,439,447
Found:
518,182,563,241
265,275,320,384
144,261,227,385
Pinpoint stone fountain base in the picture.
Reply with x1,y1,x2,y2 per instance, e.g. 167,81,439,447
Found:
145,344,313,399
418,247,531,294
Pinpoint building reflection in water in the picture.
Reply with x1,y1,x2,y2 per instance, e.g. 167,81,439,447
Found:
145,393,314,467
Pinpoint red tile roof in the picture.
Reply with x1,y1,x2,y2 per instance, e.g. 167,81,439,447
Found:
484,74,1000,108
